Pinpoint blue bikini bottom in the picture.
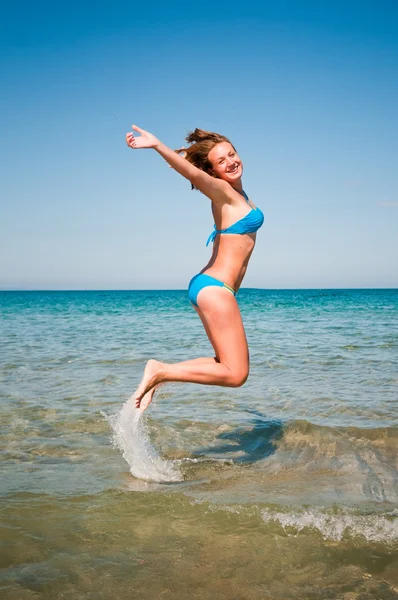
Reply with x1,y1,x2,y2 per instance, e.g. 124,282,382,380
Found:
188,273,236,307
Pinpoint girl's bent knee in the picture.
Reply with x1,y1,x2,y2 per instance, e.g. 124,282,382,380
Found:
228,370,249,388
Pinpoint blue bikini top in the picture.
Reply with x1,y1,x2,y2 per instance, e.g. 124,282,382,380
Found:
206,192,264,246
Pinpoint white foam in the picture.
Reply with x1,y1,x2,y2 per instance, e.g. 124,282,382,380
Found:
262,507,398,543
103,398,183,483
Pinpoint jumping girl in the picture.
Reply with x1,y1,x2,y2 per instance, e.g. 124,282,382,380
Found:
125,125,264,411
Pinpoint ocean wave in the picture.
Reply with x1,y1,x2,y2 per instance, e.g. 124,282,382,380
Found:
280,419,398,443
261,506,398,543
276,419,398,459
261,420,398,503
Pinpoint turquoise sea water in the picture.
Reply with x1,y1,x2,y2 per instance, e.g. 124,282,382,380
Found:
1,289,398,599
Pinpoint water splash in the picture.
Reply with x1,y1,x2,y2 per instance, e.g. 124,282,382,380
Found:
104,399,183,483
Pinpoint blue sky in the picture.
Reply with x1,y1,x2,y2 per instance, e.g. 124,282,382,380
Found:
1,0,397,290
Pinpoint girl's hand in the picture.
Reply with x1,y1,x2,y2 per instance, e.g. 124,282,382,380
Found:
125,125,159,149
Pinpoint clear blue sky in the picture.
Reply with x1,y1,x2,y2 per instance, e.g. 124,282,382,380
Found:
1,0,397,290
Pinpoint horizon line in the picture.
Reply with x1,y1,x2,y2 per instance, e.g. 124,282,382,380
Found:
1,287,397,293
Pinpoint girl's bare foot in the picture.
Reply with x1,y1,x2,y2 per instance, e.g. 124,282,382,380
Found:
138,385,158,412
134,359,163,407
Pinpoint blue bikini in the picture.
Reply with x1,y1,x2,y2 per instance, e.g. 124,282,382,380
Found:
205,205,264,246
188,193,264,307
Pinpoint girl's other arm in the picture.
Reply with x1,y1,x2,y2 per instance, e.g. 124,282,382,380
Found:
126,125,230,203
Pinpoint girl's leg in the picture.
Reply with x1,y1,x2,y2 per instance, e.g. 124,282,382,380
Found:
135,286,249,408
138,357,220,411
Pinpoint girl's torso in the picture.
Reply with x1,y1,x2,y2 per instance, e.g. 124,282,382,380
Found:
202,191,264,290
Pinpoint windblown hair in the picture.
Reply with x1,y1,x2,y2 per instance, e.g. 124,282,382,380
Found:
175,128,234,190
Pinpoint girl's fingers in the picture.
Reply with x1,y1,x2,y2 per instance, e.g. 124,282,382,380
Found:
126,133,136,147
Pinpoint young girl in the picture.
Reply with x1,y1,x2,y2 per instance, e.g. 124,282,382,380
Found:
126,125,264,410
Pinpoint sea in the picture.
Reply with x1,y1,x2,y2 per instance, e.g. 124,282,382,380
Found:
1,289,397,599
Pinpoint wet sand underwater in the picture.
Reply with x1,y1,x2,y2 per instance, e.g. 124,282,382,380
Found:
1,289,398,599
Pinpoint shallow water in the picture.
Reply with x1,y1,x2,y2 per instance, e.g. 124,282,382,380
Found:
1,289,398,599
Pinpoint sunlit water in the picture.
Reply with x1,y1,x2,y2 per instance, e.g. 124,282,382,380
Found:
1,289,398,599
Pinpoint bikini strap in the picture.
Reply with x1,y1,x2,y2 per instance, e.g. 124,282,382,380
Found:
206,225,217,247
241,190,250,204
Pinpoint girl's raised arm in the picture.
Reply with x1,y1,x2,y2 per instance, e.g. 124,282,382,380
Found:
126,125,231,202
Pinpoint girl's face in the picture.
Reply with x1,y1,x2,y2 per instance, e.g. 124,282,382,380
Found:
208,142,243,184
